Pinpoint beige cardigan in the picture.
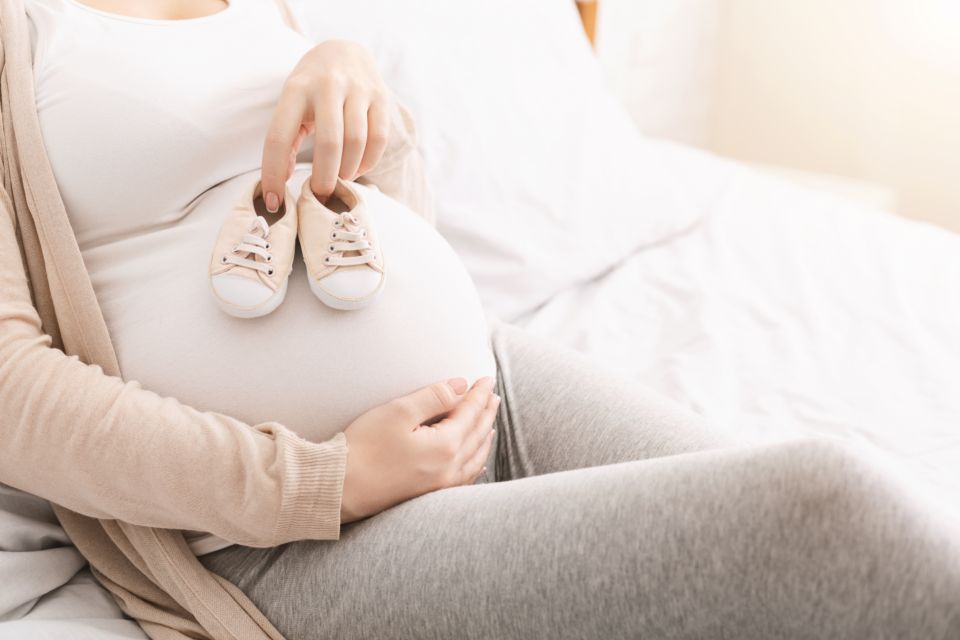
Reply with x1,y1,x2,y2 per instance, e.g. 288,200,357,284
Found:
0,0,432,637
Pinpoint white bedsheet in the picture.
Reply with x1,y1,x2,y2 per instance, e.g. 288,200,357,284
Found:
0,485,147,638
516,160,960,512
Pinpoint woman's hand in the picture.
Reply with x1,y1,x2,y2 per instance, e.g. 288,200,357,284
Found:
261,40,392,212
339,377,500,523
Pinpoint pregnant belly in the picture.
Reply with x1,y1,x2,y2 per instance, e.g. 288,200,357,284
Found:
81,170,495,442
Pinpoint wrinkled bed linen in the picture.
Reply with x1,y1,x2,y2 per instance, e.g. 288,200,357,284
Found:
518,167,960,514
0,485,146,637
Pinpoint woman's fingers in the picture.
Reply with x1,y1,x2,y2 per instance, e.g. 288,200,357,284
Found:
455,392,498,484
261,89,308,212
461,393,499,463
287,126,311,184
339,97,369,181
397,378,469,426
462,429,496,484
357,98,390,177
264,42,392,210
310,93,345,201
442,377,495,436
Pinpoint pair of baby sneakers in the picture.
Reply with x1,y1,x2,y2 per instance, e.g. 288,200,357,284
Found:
209,178,384,318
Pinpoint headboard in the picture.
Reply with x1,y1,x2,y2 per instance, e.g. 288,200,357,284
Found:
575,0,598,44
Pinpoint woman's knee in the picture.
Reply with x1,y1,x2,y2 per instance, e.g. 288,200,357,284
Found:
758,438,904,526
776,437,878,480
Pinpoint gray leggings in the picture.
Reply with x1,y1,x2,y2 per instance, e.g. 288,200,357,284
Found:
202,324,960,639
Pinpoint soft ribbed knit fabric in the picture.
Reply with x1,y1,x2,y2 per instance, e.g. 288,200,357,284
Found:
0,0,433,636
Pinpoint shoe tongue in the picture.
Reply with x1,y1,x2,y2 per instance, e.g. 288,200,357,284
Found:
225,216,271,285
337,214,369,261
251,215,270,236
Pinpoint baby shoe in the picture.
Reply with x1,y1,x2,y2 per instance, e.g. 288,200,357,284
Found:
297,178,384,310
209,180,297,318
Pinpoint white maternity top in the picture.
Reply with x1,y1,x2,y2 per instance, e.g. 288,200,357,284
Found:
25,0,495,554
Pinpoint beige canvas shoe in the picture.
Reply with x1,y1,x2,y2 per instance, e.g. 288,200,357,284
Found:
297,178,384,310
209,180,297,318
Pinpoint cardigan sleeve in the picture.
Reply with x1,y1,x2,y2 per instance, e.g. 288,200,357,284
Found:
356,98,435,225
0,203,347,547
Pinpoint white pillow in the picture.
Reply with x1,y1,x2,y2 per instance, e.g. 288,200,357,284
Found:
291,0,712,320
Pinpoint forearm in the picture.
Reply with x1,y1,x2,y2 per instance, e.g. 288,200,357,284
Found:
0,209,346,547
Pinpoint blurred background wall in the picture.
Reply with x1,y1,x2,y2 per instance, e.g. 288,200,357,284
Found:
595,0,960,232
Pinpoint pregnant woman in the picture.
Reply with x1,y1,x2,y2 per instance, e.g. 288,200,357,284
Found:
1,0,958,638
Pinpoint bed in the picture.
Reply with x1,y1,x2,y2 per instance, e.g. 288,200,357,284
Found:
516,162,960,509
3,0,958,636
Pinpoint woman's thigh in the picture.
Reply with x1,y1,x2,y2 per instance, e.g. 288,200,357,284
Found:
487,323,731,481
202,439,960,640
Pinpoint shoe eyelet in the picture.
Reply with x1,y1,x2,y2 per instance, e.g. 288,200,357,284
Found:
267,268,275,276
265,242,272,250
362,229,367,237
328,244,336,252
324,256,332,265
334,220,342,228
331,232,338,239
265,254,273,263
220,255,228,264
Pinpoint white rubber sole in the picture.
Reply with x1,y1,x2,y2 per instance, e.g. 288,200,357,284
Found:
308,271,385,311
213,277,289,319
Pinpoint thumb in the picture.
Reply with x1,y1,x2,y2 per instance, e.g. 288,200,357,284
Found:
403,378,469,423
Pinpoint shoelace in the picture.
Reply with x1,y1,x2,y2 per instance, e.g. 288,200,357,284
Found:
323,212,377,267
220,216,275,275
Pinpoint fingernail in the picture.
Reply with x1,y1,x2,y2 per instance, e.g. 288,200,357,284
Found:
447,378,468,394
265,192,280,213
